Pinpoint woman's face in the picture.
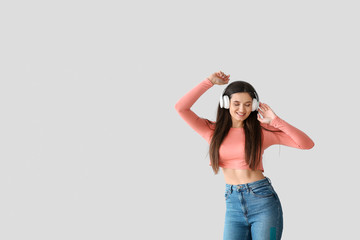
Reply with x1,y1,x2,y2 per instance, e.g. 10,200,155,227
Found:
229,92,253,127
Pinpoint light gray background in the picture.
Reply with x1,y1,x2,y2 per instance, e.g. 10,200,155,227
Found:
1,0,359,239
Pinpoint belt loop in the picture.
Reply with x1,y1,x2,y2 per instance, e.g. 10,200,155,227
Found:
246,183,250,193
266,176,272,184
230,185,233,193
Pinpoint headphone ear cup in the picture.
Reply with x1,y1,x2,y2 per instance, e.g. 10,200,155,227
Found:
252,98,258,111
219,94,224,108
224,95,230,109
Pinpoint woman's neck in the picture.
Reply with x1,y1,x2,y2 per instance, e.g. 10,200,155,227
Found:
232,121,244,128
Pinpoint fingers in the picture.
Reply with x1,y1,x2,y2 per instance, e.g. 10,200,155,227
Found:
259,102,269,111
258,103,265,111
216,71,230,80
257,108,264,115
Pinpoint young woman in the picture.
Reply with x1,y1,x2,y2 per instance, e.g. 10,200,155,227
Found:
174,71,314,240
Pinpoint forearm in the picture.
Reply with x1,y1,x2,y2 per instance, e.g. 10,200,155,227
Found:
269,115,315,149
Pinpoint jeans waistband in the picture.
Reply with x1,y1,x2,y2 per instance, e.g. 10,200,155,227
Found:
225,176,272,192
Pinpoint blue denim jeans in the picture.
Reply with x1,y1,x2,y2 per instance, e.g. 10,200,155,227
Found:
223,177,283,240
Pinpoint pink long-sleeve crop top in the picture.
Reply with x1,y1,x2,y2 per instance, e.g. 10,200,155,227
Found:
174,78,315,171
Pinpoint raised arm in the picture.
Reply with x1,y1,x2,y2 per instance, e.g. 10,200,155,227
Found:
174,71,230,142
174,78,215,141
262,115,315,149
258,102,315,149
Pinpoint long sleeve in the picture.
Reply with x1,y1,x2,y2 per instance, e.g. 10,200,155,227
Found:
174,78,215,142
262,115,315,149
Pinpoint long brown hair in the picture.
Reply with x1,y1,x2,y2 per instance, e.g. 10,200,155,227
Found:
204,81,281,174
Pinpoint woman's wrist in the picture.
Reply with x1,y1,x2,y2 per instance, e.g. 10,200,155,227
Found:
207,77,215,85
269,115,280,126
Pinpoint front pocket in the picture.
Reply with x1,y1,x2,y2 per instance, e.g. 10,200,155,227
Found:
250,185,275,198
224,189,231,200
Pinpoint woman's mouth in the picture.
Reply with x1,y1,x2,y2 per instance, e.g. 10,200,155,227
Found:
237,112,246,117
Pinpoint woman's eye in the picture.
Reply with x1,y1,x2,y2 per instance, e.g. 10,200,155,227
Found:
234,104,251,107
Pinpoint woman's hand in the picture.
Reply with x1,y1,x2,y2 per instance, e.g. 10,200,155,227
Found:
257,102,277,124
208,71,230,85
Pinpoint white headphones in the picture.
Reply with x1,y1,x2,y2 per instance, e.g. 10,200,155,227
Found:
219,90,259,111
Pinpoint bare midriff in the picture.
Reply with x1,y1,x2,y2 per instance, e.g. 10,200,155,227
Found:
222,168,265,185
